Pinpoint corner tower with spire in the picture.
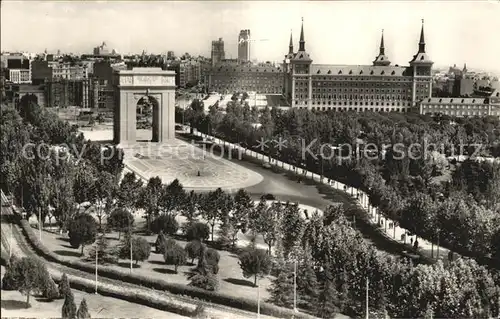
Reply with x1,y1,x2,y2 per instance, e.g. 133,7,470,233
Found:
288,18,313,109
373,30,391,66
409,19,434,105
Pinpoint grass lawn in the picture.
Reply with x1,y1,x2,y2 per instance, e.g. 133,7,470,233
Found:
36,214,275,302
0,266,188,319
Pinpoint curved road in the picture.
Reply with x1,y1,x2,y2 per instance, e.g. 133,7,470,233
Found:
179,135,423,261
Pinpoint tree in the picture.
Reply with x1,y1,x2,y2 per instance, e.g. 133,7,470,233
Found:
238,248,272,287
281,202,305,259
68,214,97,256
316,273,339,319
267,260,294,308
139,176,163,232
255,201,282,255
297,247,320,310
185,240,204,264
201,188,233,241
76,298,91,319
180,190,199,226
12,257,43,307
62,290,77,319
151,213,179,235
227,189,254,246
87,233,117,264
117,172,143,213
119,235,151,265
185,222,210,242
107,208,134,240
92,171,117,230
159,179,186,215
163,239,186,273
58,273,71,300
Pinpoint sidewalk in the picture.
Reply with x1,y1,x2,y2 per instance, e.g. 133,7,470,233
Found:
194,130,456,264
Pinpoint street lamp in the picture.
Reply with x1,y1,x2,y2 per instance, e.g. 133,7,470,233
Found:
257,276,261,318
95,240,98,294
293,259,297,312
129,214,133,273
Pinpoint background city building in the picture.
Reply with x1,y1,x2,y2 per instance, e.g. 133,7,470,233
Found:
238,29,251,64
211,38,225,67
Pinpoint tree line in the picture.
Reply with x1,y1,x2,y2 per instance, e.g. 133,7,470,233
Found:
179,99,500,264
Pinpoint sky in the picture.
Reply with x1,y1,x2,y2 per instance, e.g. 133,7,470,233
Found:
2,1,500,74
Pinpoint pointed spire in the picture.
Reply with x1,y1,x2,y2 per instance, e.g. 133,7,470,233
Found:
379,29,385,55
289,29,294,54
463,63,467,72
418,19,426,53
299,17,305,51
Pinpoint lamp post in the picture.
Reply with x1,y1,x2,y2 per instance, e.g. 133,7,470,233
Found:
293,259,297,312
257,276,261,318
9,223,13,258
95,241,98,294
129,215,133,273
365,277,369,319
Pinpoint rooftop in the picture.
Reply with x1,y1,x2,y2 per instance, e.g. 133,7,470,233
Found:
421,97,488,104
310,64,409,76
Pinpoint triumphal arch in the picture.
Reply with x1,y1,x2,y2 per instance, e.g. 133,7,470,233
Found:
113,67,176,144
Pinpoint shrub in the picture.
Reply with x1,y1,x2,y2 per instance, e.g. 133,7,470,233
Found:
164,240,186,273
58,273,71,299
188,273,219,292
152,214,179,235
155,232,168,254
40,274,59,300
76,298,91,319
185,222,210,242
62,290,77,319
68,214,97,255
185,240,204,264
205,248,220,275
1,255,20,290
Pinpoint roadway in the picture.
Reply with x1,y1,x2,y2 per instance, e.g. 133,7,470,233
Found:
177,133,433,262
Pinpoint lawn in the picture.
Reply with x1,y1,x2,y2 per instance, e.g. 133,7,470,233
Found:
35,213,275,302
0,266,188,319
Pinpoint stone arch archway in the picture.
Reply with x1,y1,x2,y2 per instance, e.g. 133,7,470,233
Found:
113,68,176,144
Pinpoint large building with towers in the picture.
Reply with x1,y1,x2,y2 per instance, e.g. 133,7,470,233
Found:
283,19,433,113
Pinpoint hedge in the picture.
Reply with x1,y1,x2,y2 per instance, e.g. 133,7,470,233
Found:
16,216,317,319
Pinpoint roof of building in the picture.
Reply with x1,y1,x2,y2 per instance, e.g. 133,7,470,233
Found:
290,51,312,62
421,97,488,104
211,65,282,73
310,64,409,76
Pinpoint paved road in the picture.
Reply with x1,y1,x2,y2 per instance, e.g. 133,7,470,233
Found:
179,134,450,263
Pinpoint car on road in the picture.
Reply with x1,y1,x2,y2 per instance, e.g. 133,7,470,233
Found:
262,162,271,169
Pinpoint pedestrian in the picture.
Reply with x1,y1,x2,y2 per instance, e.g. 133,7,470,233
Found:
413,239,419,250
410,237,414,246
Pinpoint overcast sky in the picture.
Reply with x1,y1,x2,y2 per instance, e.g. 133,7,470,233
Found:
2,1,500,73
